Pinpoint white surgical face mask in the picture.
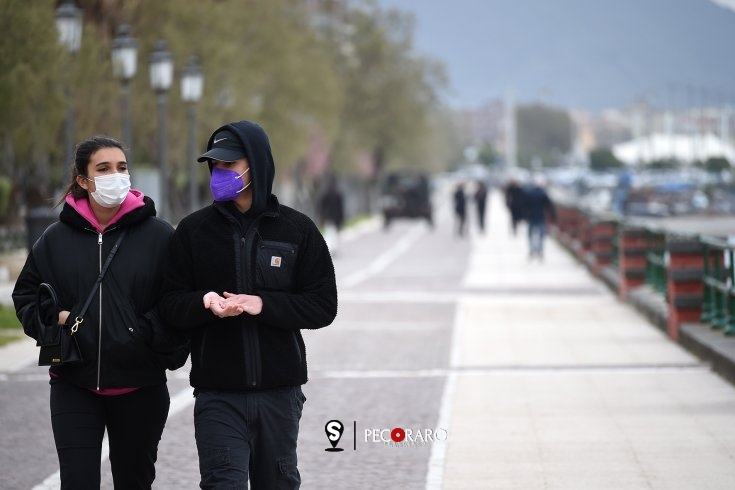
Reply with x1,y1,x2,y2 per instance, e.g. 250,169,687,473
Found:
89,173,131,208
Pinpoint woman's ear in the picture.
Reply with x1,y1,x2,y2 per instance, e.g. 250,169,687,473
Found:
76,175,89,190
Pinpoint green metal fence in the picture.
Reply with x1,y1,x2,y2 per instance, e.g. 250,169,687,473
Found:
610,221,620,270
645,228,667,296
700,236,735,335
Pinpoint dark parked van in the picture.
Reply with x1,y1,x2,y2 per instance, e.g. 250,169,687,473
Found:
379,171,433,228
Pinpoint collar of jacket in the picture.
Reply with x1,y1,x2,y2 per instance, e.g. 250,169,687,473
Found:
212,194,280,223
59,195,156,231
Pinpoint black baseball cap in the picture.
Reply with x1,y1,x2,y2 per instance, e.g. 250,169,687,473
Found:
197,130,245,162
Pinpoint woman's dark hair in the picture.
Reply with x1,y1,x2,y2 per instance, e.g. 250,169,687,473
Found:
56,136,126,207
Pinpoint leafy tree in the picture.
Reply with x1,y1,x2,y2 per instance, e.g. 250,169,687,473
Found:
0,0,66,220
477,144,498,166
649,158,680,170
2,0,448,224
703,156,730,172
320,4,448,177
588,148,624,171
0,176,11,221
516,103,571,168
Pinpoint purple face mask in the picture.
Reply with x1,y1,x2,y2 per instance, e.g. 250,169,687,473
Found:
210,167,251,201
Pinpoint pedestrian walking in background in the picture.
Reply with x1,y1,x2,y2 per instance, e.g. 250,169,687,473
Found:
12,136,188,489
159,120,338,490
474,180,489,233
453,182,467,237
612,168,632,215
523,174,556,260
504,177,525,235
318,175,345,255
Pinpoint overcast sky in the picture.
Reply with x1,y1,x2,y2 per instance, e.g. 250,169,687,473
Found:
376,0,735,112
711,0,735,10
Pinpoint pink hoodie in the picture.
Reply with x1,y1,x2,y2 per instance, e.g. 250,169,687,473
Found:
65,189,146,232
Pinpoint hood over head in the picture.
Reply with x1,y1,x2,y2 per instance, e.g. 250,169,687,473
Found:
198,120,275,215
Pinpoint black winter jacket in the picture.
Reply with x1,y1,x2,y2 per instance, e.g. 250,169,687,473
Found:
13,195,179,389
159,121,338,391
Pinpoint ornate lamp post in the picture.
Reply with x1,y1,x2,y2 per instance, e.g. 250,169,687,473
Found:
111,24,137,160
54,0,83,167
149,40,173,221
181,56,204,212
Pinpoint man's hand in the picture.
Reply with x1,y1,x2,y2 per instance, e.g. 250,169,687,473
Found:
222,291,263,316
203,291,243,318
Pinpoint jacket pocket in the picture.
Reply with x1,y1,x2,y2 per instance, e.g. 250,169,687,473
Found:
103,298,159,369
256,240,298,291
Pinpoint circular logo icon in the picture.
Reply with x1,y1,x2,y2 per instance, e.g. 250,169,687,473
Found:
391,428,405,442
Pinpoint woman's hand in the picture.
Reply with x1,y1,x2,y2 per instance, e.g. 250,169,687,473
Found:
58,310,70,325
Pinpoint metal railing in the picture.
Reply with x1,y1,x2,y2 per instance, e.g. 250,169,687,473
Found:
701,236,735,335
645,228,667,296
552,200,735,342
610,221,620,270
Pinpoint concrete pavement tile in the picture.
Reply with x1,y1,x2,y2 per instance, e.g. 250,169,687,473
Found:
635,450,735,490
0,335,37,371
454,300,698,368
441,192,735,487
441,369,735,489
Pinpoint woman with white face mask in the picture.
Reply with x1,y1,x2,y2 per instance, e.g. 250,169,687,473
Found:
12,135,189,489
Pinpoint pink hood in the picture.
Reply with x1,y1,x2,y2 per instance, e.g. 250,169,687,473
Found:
65,189,146,233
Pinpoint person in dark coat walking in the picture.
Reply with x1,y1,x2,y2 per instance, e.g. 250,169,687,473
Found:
504,177,525,235
159,120,337,489
474,180,489,233
13,135,187,489
318,175,345,254
523,175,556,260
453,182,467,237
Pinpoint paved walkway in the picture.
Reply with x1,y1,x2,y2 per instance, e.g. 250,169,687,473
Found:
433,194,735,489
0,253,36,369
3,193,735,489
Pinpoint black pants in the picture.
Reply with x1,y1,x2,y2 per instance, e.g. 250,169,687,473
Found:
50,378,170,490
194,386,305,490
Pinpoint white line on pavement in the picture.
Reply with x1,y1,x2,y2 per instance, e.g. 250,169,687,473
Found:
425,299,463,490
340,223,427,288
312,363,705,379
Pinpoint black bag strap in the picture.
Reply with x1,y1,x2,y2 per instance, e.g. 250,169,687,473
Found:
36,282,60,325
70,229,127,333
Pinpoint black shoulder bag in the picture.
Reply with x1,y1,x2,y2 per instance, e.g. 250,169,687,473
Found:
38,230,127,366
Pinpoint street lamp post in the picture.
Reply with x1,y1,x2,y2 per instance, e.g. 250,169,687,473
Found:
181,56,204,213
111,24,137,160
149,40,173,221
54,0,83,168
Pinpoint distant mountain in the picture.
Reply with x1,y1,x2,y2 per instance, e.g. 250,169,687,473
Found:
378,0,735,111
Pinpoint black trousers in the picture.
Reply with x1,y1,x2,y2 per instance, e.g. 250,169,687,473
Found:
50,378,170,490
194,386,305,490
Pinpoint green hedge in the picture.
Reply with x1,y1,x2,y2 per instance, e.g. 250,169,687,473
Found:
0,305,21,329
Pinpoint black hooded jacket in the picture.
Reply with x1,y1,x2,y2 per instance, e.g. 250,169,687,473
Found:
13,195,178,389
159,121,338,391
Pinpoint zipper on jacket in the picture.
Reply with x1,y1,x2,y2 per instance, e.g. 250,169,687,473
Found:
97,232,103,390
259,240,296,254
240,235,259,387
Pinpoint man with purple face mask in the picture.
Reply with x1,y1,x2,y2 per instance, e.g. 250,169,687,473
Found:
159,120,337,489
